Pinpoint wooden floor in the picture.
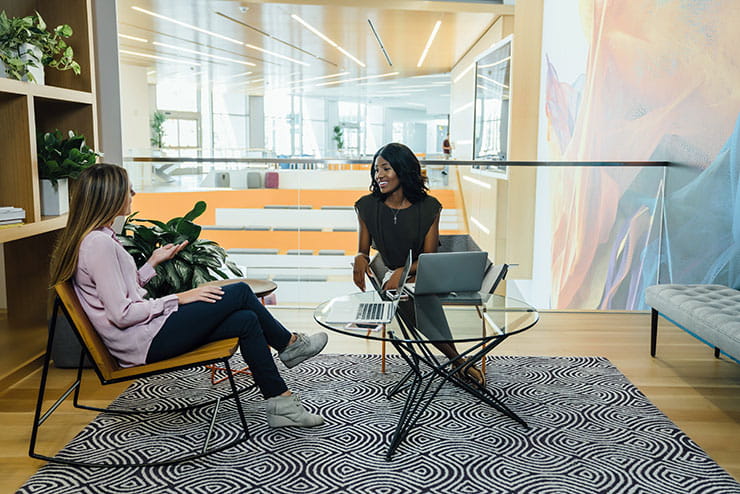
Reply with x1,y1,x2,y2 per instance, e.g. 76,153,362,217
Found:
2,311,739,491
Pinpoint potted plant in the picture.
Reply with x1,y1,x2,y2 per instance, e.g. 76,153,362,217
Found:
37,129,100,215
0,11,81,83
118,201,243,298
150,110,166,152
332,125,344,154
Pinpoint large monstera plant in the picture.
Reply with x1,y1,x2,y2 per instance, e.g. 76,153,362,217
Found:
118,201,242,298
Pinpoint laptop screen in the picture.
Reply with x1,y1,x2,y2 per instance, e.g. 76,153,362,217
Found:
386,250,413,301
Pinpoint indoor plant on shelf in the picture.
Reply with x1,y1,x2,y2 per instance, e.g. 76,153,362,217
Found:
118,200,243,297
0,10,81,83
37,129,100,215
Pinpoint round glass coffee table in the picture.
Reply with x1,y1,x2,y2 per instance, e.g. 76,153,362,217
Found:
314,291,539,459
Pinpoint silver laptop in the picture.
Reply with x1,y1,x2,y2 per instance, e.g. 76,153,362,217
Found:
325,250,412,324
437,262,510,305
406,251,488,296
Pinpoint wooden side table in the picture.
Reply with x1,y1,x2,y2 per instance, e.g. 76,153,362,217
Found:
199,278,278,384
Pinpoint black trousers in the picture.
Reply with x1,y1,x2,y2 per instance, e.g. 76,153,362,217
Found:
147,282,292,399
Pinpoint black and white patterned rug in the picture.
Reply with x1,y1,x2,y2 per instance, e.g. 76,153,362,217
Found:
20,354,740,493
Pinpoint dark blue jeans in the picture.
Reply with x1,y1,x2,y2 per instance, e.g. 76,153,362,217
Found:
147,282,292,399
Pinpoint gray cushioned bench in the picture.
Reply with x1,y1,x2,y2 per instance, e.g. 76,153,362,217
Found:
646,284,740,363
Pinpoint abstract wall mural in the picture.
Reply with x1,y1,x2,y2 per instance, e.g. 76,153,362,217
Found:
538,0,740,309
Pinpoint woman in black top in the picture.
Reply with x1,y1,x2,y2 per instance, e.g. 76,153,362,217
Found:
352,143,485,387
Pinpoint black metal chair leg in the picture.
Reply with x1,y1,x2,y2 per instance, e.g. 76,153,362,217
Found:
650,309,659,357
28,298,60,460
714,347,721,359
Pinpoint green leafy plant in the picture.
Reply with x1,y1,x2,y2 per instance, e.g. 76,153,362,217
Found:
0,11,81,82
150,110,166,148
37,129,101,186
118,201,243,298
332,125,344,151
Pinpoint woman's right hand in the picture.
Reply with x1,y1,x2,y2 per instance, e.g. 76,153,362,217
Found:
353,254,370,291
176,285,224,305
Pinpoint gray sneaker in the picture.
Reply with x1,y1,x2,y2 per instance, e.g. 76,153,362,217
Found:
278,332,328,368
265,394,324,428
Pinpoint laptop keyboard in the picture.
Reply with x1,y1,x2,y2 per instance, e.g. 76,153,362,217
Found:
357,303,384,320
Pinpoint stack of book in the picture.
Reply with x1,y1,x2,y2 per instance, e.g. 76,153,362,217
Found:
0,207,26,228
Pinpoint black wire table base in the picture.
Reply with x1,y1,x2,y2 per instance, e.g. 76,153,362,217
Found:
384,332,529,460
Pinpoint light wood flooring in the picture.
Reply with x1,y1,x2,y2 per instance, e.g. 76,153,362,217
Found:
1,311,739,492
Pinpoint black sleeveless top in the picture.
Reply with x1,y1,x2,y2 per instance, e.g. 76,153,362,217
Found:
355,194,442,269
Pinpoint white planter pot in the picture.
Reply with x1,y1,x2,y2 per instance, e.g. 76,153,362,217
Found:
40,179,69,216
0,43,44,84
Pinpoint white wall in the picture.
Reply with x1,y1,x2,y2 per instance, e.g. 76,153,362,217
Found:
120,63,151,156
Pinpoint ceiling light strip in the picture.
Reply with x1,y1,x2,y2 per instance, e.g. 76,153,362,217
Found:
417,20,441,68
120,49,200,66
153,42,256,66
478,77,509,89
463,175,492,189
469,216,491,235
244,43,309,66
288,72,349,85
316,71,399,87
478,56,511,68
367,19,392,67
215,12,335,67
118,33,148,43
131,6,243,46
453,63,475,83
291,14,366,68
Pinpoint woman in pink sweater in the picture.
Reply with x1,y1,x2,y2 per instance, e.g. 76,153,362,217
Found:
50,163,326,428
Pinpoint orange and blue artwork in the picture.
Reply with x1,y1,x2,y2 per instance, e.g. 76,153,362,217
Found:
539,0,740,309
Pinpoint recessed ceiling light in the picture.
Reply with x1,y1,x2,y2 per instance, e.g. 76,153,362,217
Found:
291,14,365,68
118,33,148,43
417,20,441,68
120,49,200,66
316,71,398,87
153,41,256,66
131,6,243,46
244,43,309,66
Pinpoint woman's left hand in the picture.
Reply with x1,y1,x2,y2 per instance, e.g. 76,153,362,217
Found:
148,241,189,268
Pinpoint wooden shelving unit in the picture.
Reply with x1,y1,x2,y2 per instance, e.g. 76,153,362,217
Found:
0,0,97,380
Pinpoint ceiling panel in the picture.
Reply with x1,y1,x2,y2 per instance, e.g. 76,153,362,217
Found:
117,0,511,100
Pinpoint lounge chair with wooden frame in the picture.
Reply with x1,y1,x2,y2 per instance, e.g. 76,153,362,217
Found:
29,281,254,468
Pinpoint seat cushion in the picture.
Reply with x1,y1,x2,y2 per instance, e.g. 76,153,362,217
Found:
646,284,740,360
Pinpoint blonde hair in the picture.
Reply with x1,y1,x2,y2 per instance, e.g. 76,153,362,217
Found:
50,163,130,286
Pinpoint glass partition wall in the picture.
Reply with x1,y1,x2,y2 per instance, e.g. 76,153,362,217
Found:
123,159,669,311
123,157,462,307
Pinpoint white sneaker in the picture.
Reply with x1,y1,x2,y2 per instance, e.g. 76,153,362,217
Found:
265,394,324,428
